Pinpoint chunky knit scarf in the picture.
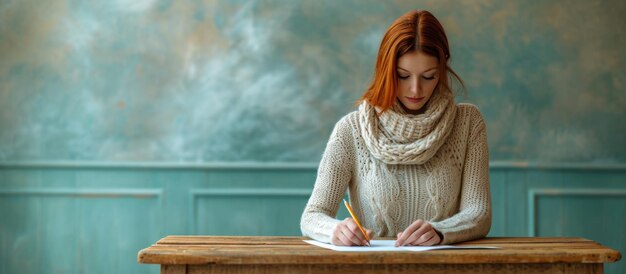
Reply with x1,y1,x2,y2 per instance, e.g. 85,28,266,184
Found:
358,90,457,165
357,91,457,233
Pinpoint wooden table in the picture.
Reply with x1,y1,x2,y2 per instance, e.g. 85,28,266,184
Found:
138,236,621,274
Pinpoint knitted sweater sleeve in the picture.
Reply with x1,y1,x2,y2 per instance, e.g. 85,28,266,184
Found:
430,106,492,244
300,116,355,243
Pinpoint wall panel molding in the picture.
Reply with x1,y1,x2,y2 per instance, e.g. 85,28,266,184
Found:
188,188,311,234
2,161,626,171
527,188,626,236
0,161,319,170
0,188,163,198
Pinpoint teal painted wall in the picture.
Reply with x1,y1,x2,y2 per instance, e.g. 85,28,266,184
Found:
1,0,625,162
1,164,625,273
1,0,625,274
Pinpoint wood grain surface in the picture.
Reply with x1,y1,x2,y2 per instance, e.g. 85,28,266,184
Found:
139,236,621,265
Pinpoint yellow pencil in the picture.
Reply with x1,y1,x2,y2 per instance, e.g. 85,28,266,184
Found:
343,199,370,246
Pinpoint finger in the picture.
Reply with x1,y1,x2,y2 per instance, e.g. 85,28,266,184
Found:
402,230,423,246
405,219,425,234
331,224,344,246
395,232,403,246
412,230,435,246
334,219,362,246
396,220,425,246
334,221,360,246
361,228,373,246
405,223,434,246
336,229,353,246
396,230,411,247
345,219,367,243
395,228,412,246
333,223,350,246
341,226,364,246
354,224,372,246
332,225,348,246
418,232,440,246
365,229,374,241
331,235,340,246
344,218,369,245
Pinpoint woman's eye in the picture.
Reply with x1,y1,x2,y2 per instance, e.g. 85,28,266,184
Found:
422,75,435,80
398,75,409,79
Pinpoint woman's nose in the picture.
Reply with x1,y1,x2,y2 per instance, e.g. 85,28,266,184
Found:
410,78,420,95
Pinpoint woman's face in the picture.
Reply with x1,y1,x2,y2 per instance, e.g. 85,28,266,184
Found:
396,51,440,114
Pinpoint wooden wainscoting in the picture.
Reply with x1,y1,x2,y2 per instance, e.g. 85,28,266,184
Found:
1,161,625,274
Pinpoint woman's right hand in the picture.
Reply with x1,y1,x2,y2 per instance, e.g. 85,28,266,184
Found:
331,217,373,246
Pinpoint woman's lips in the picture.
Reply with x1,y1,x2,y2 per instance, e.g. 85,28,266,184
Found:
406,97,425,103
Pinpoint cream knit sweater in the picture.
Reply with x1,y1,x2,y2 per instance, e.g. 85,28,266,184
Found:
300,92,491,245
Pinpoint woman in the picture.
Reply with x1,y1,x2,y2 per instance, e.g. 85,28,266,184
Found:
300,10,491,246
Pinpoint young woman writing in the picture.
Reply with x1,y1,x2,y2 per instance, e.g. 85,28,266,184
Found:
301,10,491,246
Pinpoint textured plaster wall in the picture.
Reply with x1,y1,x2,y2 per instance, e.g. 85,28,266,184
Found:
1,0,624,162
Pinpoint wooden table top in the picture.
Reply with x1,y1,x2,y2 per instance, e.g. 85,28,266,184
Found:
138,236,621,265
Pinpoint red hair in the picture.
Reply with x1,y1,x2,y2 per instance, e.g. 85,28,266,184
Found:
359,10,464,112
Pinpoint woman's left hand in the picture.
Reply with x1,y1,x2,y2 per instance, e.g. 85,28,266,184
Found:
395,219,441,246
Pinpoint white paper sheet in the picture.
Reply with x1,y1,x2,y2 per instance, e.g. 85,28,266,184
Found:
304,239,498,252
